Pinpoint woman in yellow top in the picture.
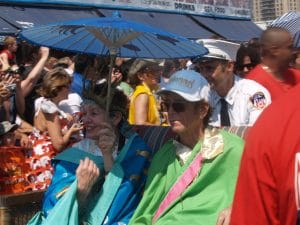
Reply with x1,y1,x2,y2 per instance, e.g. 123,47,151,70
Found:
128,63,161,125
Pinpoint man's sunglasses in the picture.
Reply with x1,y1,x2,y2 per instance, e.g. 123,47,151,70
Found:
161,100,187,113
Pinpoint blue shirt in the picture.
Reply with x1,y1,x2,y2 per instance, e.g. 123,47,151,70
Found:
71,72,91,97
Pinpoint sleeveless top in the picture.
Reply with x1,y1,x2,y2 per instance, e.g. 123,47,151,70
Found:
128,83,160,125
27,98,69,190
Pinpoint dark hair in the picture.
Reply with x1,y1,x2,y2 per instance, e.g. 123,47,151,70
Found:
235,44,261,71
129,62,162,87
74,55,93,74
162,60,181,78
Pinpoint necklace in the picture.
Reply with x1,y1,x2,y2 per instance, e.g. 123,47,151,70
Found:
261,64,272,73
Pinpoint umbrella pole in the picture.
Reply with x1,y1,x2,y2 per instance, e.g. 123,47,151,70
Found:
106,54,117,117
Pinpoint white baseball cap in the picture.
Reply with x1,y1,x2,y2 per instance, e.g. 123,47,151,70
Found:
196,39,240,61
157,70,210,102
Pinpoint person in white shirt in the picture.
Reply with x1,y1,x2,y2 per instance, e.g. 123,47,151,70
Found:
196,39,271,127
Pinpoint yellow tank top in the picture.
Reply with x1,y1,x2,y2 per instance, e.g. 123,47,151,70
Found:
128,83,160,125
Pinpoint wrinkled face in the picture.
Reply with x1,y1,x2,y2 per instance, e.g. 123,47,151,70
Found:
161,92,202,135
81,103,107,140
198,59,229,90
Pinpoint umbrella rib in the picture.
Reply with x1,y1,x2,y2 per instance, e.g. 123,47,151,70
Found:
65,31,94,50
114,31,142,48
86,27,114,47
88,27,143,50
135,35,156,58
82,36,98,53
141,34,187,57
22,27,61,44
141,34,173,58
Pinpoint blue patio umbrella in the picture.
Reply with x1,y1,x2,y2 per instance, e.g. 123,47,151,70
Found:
19,11,208,112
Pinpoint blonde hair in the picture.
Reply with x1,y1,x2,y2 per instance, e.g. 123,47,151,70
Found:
38,67,71,98
3,36,16,48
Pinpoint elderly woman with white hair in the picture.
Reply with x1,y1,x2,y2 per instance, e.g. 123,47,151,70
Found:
28,83,153,225
129,70,244,225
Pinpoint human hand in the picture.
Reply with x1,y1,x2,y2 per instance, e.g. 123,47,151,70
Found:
39,46,50,59
216,205,232,225
111,67,122,84
76,158,100,196
65,113,74,123
0,81,12,99
19,133,32,148
97,121,116,156
69,122,84,134
1,72,17,85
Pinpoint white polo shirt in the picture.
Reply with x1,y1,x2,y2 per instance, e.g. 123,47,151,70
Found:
209,76,271,127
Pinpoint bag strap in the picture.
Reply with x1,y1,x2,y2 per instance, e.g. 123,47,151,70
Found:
152,151,204,223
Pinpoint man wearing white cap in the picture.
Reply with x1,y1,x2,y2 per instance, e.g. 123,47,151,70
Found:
197,39,271,127
129,70,244,225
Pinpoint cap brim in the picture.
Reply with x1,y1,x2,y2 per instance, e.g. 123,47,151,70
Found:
198,56,229,62
157,89,200,102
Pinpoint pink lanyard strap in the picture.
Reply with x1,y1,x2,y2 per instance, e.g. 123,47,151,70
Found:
152,152,204,223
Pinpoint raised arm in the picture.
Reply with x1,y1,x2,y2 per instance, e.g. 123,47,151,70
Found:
21,47,49,96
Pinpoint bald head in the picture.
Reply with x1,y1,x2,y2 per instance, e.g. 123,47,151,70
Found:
260,27,293,56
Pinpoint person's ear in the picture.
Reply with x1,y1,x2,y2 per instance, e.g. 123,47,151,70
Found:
227,61,235,72
137,72,146,81
198,102,210,120
111,111,122,126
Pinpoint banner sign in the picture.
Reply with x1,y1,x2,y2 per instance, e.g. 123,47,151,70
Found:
0,0,251,19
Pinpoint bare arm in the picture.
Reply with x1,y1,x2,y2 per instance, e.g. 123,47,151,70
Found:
45,112,83,152
0,52,9,68
134,93,153,125
20,47,49,97
15,76,25,115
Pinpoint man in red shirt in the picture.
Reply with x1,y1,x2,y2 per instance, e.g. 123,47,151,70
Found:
230,84,300,225
246,27,300,100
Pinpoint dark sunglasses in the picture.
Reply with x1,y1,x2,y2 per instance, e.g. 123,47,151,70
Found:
161,100,187,113
240,63,254,70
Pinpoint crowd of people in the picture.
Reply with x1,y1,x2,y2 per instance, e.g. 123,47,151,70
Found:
0,26,300,225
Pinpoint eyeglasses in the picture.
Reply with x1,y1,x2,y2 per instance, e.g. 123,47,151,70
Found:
240,63,254,70
58,84,70,90
198,61,223,74
161,100,187,113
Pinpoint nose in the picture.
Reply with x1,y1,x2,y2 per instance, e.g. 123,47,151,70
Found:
82,114,91,123
243,66,249,73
